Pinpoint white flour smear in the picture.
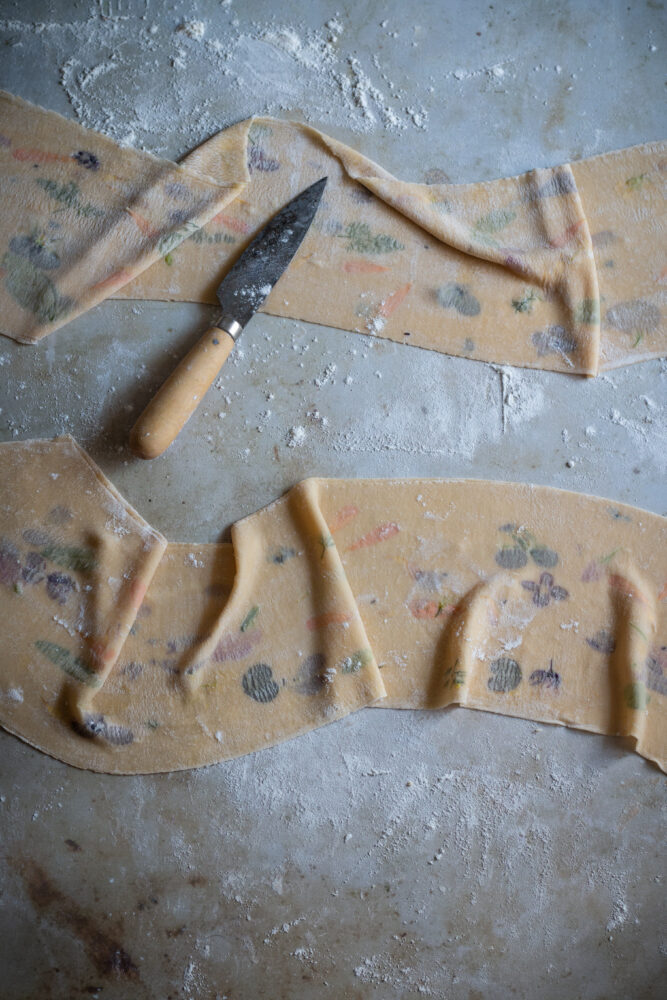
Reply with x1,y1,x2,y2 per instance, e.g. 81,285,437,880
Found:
496,365,547,432
1,6,430,157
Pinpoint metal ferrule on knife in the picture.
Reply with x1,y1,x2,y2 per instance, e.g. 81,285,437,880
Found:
217,316,243,342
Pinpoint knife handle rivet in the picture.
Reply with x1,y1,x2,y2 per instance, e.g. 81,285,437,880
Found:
212,338,219,345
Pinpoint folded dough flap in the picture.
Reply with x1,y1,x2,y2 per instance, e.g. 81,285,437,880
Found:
117,124,665,373
315,477,666,771
570,141,666,372
124,115,602,373
283,121,600,373
419,557,657,758
0,435,166,760
0,443,386,773
0,91,250,343
311,126,594,282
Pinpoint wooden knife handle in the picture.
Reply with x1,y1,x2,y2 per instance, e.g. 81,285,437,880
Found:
130,326,235,460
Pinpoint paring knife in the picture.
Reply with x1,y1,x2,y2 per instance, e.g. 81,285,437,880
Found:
130,176,328,460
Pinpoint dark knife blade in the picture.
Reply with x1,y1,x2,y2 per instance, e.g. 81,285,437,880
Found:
216,176,327,330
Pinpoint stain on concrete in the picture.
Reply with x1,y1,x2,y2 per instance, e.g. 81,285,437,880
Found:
18,858,139,981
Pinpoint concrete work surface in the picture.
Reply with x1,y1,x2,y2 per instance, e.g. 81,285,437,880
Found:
0,1,665,997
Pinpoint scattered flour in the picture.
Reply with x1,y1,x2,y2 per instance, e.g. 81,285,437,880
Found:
366,314,387,337
451,58,514,81
496,365,546,431
0,9,439,155
178,19,206,42
314,363,337,388
606,898,629,934
286,425,306,448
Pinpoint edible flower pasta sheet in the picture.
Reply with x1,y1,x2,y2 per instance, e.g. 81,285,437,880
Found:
0,437,664,774
1,92,664,373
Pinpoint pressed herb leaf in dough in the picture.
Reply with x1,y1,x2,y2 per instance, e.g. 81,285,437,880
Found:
40,543,97,573
521,573,568,607
240,605,260,632
436,283,481,317
487,657,523,693
293,653,330,695
338,221,405,254
242,663,280,703
2,251,72,323
35,639,100,688
529,663,561,690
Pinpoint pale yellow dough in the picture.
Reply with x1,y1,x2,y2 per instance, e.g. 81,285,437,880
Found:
1,92,664,373
0,438,664,773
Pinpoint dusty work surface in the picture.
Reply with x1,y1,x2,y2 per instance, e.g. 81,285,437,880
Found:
0,1,665,997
